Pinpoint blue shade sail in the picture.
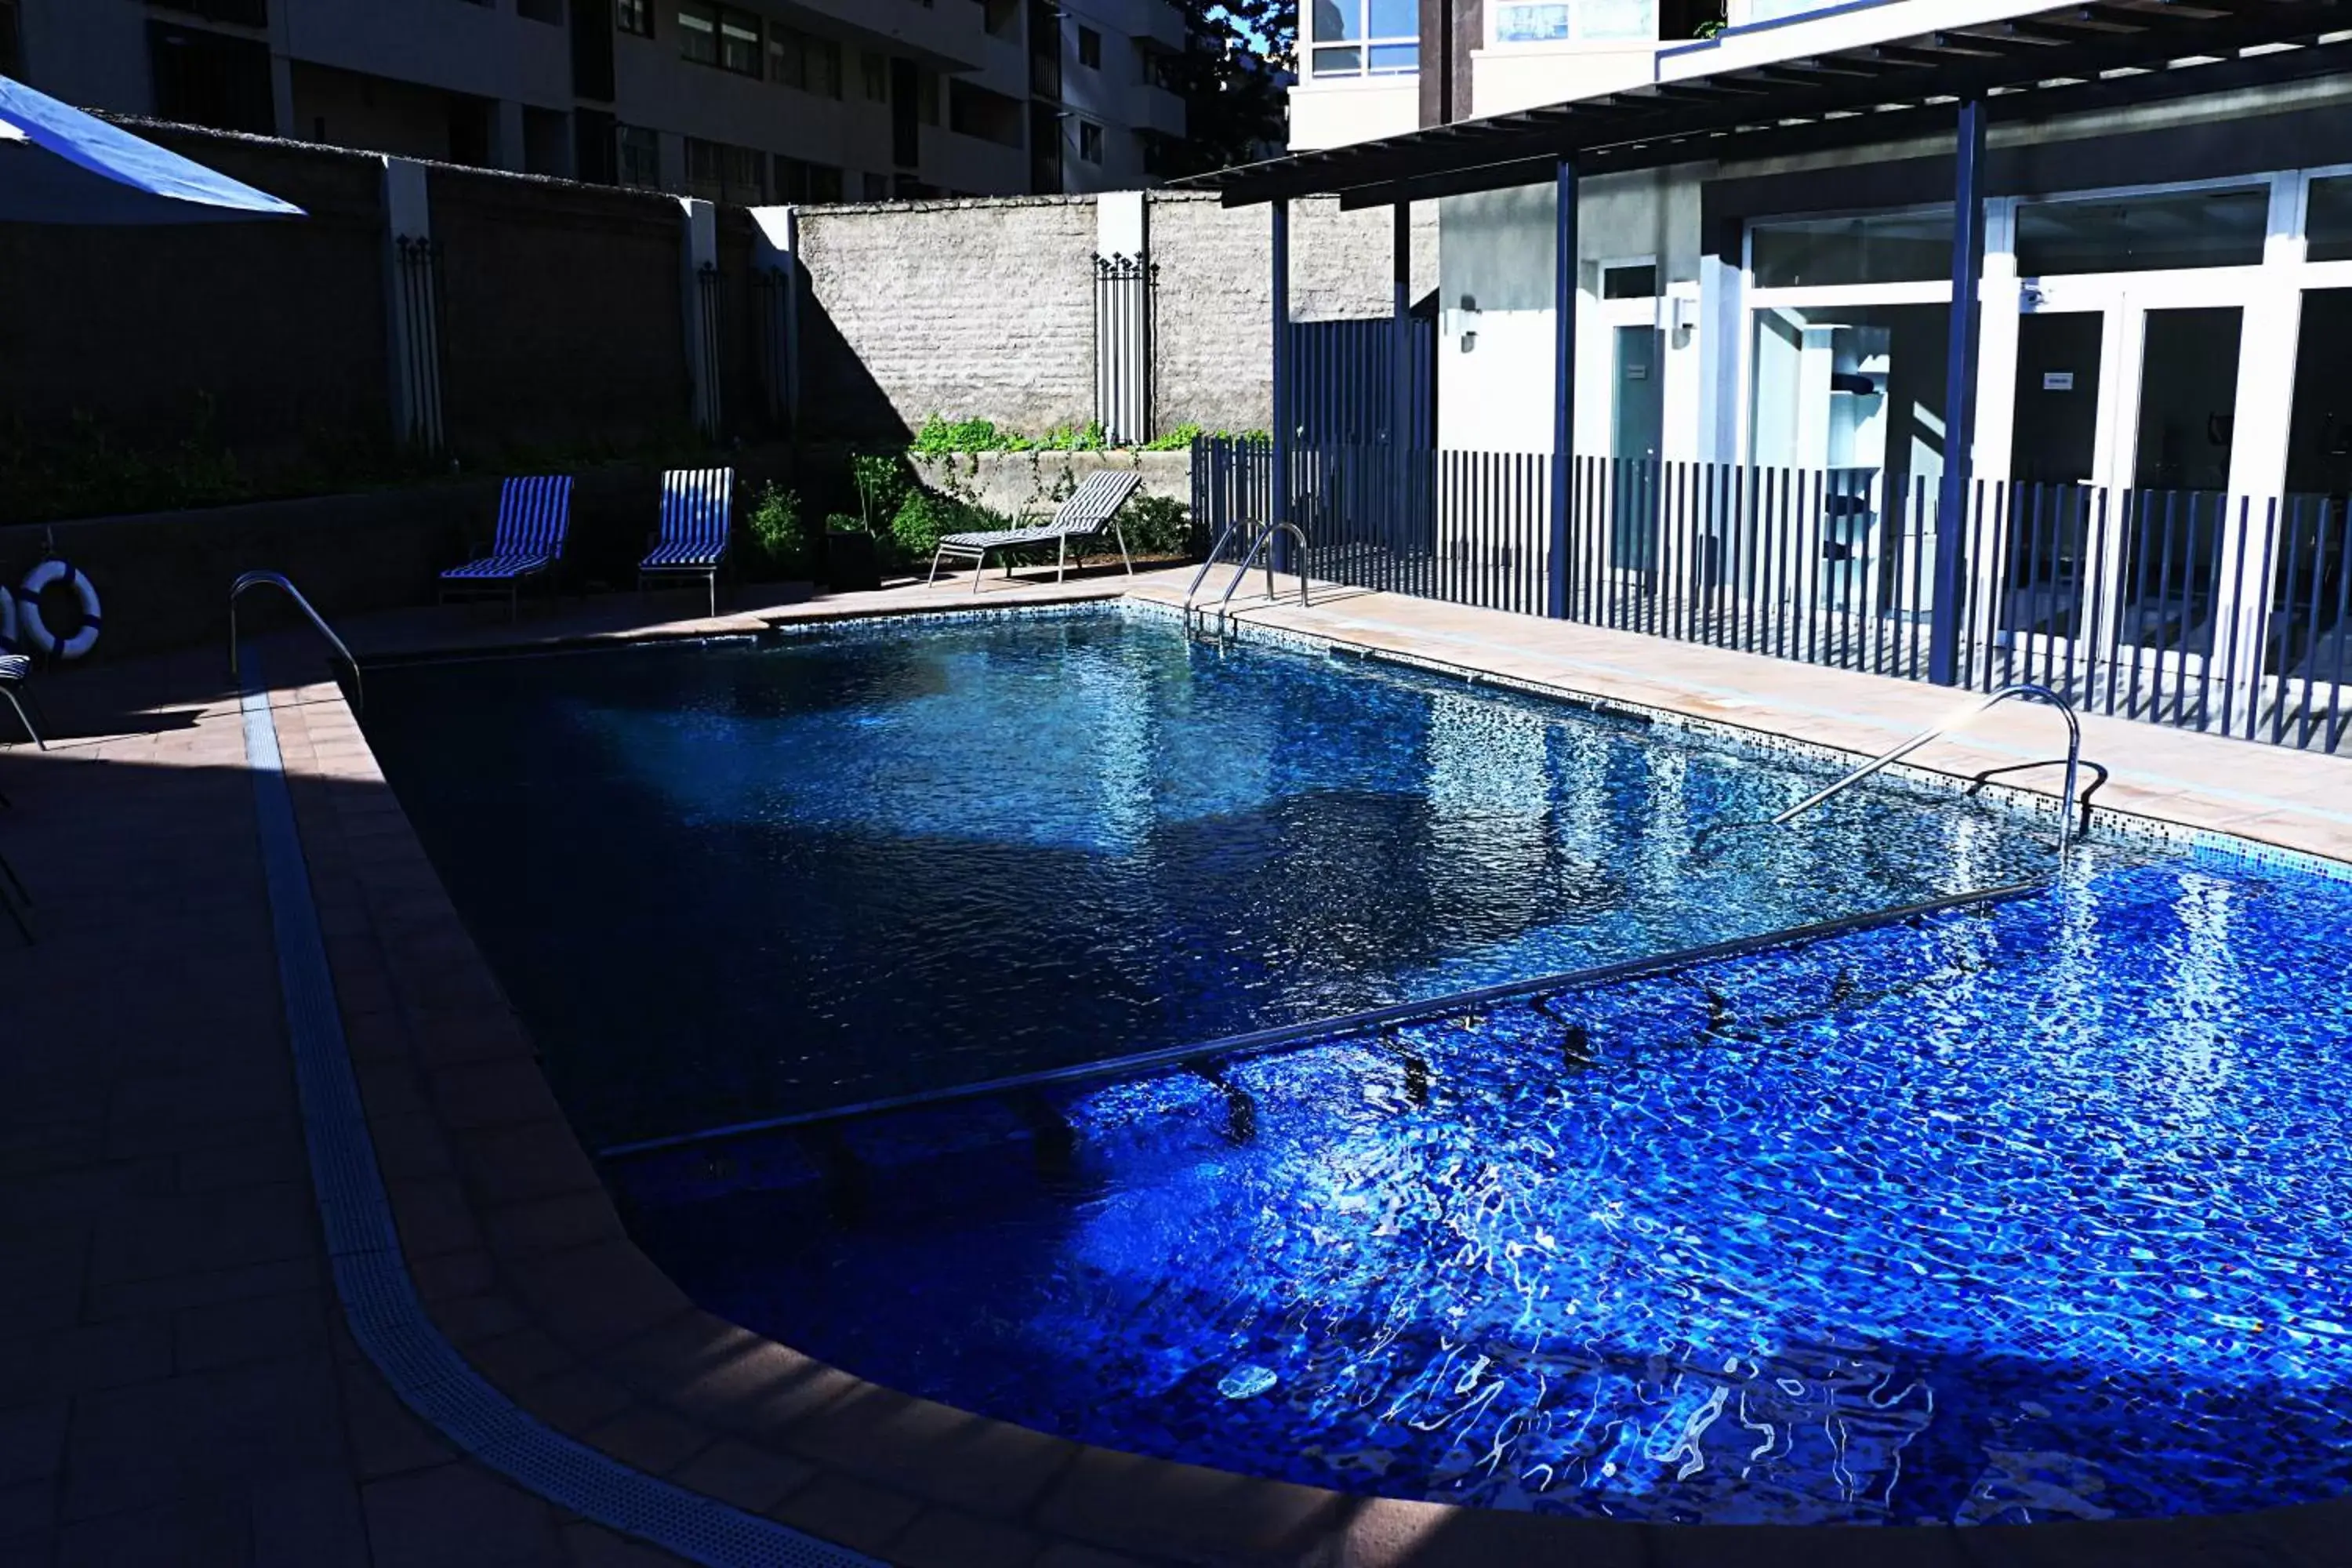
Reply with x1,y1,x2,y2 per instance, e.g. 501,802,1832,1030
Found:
0,74,303,224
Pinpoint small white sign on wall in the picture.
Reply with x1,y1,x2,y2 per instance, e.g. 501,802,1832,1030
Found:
2042,371,2076,391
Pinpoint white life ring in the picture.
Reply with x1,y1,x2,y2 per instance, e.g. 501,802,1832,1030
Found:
18,558,101,660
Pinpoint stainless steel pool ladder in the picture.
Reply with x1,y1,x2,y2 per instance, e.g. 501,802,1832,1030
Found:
1772,683,2088,862
1181,519,1312,644
229,571,365,714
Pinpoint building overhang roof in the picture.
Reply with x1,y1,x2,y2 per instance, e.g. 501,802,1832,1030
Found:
1178,0,2352,209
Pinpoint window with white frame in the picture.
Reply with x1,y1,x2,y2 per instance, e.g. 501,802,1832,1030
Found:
1305,0,1416,78
1491,0,1656,42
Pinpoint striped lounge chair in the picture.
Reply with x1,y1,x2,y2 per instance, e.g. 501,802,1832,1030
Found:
440,475,573,619
638,467,734,617
927,469,1142,594
0,653,42,752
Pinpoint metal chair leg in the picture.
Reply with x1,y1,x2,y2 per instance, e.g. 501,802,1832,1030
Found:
1,687,43,752
1113,521,1134,576
927,547,945,586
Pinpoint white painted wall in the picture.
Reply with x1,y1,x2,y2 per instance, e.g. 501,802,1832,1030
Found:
1471,42,1658,116
1290,78,1418,152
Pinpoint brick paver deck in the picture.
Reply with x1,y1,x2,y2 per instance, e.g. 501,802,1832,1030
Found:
4,574,2350,1567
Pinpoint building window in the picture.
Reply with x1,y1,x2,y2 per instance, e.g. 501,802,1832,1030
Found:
147,22,276,134
1306,0,1417,77
768,27,842,96
685,136,765,202
1077,24,1101,68
1490,0,1655,42
775,154,843,203
717,8,760,74
617,0,653,36
151,0,269,24
1078,120,1103,164
677,1,717,64
679,2,760,74
616,124,662,187
2013,188,2270,277
862,52,889,101
1750,210,1953,289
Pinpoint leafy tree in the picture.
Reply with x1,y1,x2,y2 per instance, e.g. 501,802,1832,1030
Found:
1160,2,1297,179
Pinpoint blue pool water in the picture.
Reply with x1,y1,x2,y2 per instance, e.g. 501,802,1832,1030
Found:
621,853,2352,1525
365,608,2053,1149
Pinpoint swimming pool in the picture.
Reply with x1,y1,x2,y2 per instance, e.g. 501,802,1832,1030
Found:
618,849,2352,1526
365,607,2053,1150
369,604,2352,1526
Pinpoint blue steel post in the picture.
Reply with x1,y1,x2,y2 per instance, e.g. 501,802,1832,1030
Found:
1929,99,1987,685
1549,158,1578,619
1271,198,1291,574
1393,201,1412,551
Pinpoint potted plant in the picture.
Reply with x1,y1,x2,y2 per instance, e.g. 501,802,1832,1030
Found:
823,514,880,591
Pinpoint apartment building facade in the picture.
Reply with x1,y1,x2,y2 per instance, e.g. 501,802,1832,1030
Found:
0,0,1186,199
1260,0,2352,699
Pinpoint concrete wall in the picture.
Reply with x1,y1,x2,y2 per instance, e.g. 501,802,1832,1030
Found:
0,126,390,477
908,449,1192,514
0,482,488,661
797,195,1101,440
430,168,695,456
797,190,1438,442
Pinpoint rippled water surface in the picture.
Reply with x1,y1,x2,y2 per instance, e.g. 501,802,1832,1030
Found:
366,609,2051,1148
626,856,2352,1524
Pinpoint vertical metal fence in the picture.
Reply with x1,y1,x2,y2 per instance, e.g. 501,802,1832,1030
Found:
1286,318,1436,448
392,235,445,452
753,265,791,430
694,261,725,436
1093,252,1155,445
1190,436,2352,753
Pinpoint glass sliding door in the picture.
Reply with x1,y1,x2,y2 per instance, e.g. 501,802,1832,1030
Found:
2118,306,2241,659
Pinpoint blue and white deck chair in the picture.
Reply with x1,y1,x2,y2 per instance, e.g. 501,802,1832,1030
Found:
637,468,735,617
440,475,572,619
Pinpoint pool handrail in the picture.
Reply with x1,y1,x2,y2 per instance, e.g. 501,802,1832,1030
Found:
229,571,364,714
1770,682,2084,859
1210,521,1311,642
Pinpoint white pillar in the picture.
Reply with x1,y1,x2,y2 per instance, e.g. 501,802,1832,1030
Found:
679,198,720,436
381,158,442,451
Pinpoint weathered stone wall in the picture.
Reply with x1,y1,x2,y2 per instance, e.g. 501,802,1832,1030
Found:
906,449,1192,516
795,196,1100,443
797,192,1438,443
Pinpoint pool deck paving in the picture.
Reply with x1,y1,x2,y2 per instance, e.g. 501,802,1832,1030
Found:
2,569,2349,1567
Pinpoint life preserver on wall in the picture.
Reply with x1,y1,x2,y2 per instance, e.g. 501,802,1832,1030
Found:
18,559,101,660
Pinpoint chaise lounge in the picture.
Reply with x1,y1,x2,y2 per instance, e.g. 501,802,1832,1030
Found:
927,469,1142,593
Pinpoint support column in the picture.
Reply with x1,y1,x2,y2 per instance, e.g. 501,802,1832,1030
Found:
748,205,799,441
380,158,443,452
679,197,720,437
1271,198,1290,561
1392,201,1414,555
1929,98,1987,687
1549,157,1578,619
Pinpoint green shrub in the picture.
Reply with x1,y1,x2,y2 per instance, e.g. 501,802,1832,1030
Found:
825,511,867,534
745,482,811,577
890,488,964,561
850,452,909,529
1121,493,1192,556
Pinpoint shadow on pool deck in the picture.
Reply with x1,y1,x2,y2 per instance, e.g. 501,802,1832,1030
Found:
4,583,2352,1566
